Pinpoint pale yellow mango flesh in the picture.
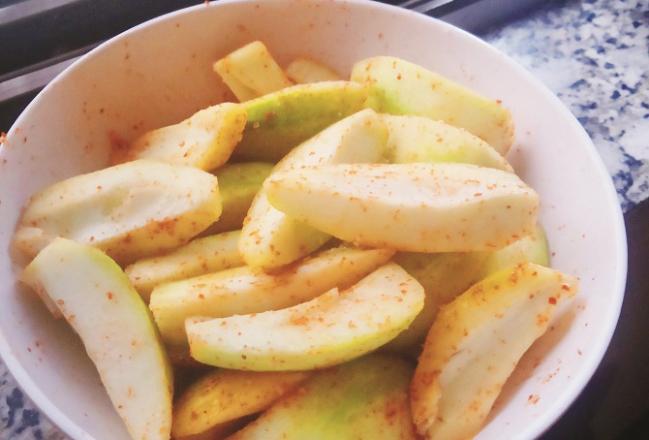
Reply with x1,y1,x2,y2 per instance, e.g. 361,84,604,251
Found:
150,246,394,347
205,162,273,235
117,103,247,170
266,163,539,253
186,263,424,371
410,263,578,440
387,225,550,353
173,370,309,438
233,81,370,162
214,41,292,102
351,56,514,155
21,239,173,440
13,159,222,264
240,108,388,270
285,58,341,83
228,354,418,440
125,230,243,301
382,114,512,171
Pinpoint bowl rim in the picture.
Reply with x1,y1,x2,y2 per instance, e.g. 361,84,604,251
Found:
0,0,627,439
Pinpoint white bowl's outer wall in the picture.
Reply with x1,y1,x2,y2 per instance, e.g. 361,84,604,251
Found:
0,1,626,439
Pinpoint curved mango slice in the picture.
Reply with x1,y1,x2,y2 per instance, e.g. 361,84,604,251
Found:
266,163,538,253
240,108,388,270
118,103,246,170
14,160,221,264
233,81,370,162
351,56,514,155
173,370,309,439
125,230,243,301
150,246,394,347
228,355,417,439
410,263,578,440
186,263,424,371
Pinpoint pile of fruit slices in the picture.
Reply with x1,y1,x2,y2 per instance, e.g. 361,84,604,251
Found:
14,41,578,440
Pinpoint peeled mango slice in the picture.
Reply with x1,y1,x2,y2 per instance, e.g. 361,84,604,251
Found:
204,162,274,234
116,103,247,170
351,56,514,155
186,263,424,371
125,230,243,301
150,246,394,347
410,262,578,440
21,238,173,440
240,108,388,270
382,114,512,171
173,370,309,439
13,159,222,264
214,41,292,102
233,81,370,162
387,225,549,352
266,163,539,253
228,354,418,440
285,58,341,84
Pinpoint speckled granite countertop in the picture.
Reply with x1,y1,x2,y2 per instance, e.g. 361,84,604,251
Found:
485,0,648,212
1,0,647,438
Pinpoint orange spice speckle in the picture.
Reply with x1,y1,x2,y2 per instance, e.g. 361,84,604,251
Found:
527,394,540,404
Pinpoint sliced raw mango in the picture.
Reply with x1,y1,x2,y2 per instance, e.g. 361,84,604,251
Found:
186,263,424,371
387,224,550,353
240,108,388,270
116,103,247,170
14,159,221,264
228,354,417,440
214,41,292,102
21,238,173,440
125,230,243,301
266,163,539,253
481,223,550,273
204,162,274,235
382,114,512,171
351,56,514,155
410,263,578,440
285,57,341,83
173,370,309,438
233,81,370,162
150,246,394,347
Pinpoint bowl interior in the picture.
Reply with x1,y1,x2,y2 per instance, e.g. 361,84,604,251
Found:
0,1,626,439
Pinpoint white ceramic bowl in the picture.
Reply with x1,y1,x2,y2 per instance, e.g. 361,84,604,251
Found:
0,1,627,439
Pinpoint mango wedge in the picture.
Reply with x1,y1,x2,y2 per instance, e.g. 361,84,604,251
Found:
228,355,418,440
410,263,578,440
214,41,292,102
240,109,388,270
383,114,512,171
173,370,309,439
14,160,221,264
205,162,273,234
117,103,247,170
186,263,424,371
266,163,539,253
125,230,243,301
21,239,173,440
150,246,394,347
233,81,370,162
285,58,341,84
351,56,514,155
387,225,550,352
